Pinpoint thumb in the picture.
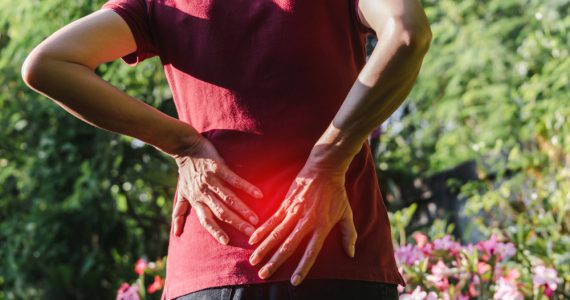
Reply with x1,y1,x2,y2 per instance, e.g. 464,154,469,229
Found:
339,207,357,258
172,191,191,237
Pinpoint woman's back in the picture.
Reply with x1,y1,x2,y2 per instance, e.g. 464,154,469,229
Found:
100,0,404,298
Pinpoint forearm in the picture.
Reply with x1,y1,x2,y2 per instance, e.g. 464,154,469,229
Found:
22,54,201,156
308,21,431,171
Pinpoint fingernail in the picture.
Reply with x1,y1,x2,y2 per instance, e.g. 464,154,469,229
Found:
291,274,302,286
219,235,229,245
249,254,258,265
254,190,263,198
249,215,258,224
349,245,355,258
259,266,269,279
248,234,257,245
245,226,254,236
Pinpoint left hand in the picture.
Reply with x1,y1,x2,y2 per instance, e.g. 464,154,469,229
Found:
247,162,357,286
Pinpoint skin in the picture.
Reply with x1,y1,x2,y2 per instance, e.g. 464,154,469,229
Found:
22,0,431,288
21,9,263,243
249,0,432,285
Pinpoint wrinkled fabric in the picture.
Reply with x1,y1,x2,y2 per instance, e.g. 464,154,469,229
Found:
100,0,405,299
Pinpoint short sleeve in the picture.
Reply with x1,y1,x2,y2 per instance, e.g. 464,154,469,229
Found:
353,0,376,36
101,0,158,66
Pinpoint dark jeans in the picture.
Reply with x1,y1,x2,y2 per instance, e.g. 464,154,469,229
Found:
173,279,398,300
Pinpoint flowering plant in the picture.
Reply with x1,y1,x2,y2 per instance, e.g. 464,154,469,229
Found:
116,257,166,300
396,233,563,300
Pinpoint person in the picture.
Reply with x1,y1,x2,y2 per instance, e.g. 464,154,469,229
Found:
21,0,431,299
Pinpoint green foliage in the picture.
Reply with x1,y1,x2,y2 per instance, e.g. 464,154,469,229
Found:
378,0,569,176
0,1,175,299
1,0,569,298
378,0,570,296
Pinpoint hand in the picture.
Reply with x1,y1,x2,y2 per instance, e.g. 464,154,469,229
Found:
247,162,357,286
170,135,264,244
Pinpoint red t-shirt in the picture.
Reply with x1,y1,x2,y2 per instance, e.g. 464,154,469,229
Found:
101,0,405,299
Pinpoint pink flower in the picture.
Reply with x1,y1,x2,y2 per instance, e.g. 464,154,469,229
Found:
504,268,520,283
116,283,140,300
395,244,425,265
413,232,429,248
433,235,460,253
425,292,438,300
431,260,449,277
495,242,516,261
544,286,554,298
469,282,479,297
493,277,523,300
147,275,164,294
134,258,147,276
399,286,438,300
477,235,517,263
477,262,491,276
426,260,450,291
477,234,498,256
533,265,559,292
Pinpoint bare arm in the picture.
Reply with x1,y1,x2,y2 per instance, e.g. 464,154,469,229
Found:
22,8,263,243
21,9,199,156
249,0,432,285
309,0,432,169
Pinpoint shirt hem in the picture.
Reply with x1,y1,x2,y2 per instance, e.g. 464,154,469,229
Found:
162,267,405,300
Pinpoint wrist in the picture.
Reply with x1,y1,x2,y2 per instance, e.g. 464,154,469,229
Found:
169,133,204,161
307,124,366,174
152,120,204,158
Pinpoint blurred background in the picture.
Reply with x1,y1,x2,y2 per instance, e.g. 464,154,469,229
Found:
0,0,568,299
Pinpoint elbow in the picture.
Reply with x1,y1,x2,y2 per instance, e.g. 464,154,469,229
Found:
388,16,432,56
21,50,46,90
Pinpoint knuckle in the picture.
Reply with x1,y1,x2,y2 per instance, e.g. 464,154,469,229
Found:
198,181,209,193
202,220,217,233
204,170,216,181
287,202,304,215
220,193,234,206
266,217,278,227
306,248,316,258
210,161,221,173
270,231,281,241
232,177,241,187
213,206,226,218
224,195,234,205
279,242,292,255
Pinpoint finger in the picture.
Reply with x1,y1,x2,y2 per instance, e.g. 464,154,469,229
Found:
250,205,302,267
172,188,190,237
207,176,259,225
217,164,264,199
248,187,301,245
290,229,328,286
248,206,287,245
339,207,357,258
202,191,256,237
257,220,310,279
193,201,230,245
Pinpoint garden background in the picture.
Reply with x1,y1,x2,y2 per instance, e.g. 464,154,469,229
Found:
0,0,568,299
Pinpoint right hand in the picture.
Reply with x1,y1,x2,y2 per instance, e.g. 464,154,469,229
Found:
170,135,264,244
